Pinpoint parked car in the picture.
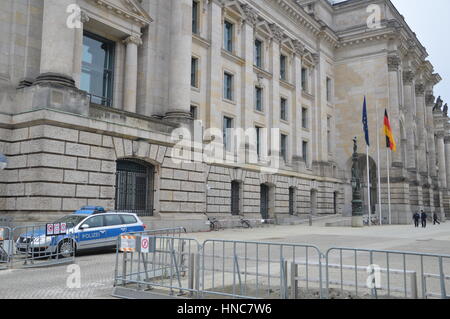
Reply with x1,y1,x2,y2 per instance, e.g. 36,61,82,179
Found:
16,206,146,257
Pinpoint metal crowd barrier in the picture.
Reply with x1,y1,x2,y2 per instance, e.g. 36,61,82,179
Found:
113,227,202,297
325,247,450,299
200,240,324,299
0,226,12,269
6,223,77,269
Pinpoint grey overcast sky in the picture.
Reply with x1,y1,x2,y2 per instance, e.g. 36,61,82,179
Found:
391,0,449,103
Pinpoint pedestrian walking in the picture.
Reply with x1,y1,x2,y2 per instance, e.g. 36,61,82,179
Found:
420,210,427,228
413,212,420,228
433,212,441,225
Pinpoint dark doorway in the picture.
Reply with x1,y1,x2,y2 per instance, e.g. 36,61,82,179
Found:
260,184,270,220
231,181,241,216
289,187,296,215
115,159,154,216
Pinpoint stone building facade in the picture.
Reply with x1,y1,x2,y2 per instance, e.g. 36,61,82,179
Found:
0,0,447,228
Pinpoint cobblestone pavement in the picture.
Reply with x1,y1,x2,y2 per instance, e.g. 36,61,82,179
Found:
1,222,450,299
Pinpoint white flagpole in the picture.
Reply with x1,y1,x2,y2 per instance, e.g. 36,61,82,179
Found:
367,145,371,226
387,148,392,225
376,102,382,225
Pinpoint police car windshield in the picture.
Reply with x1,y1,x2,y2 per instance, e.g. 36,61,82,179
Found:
54,215,87,227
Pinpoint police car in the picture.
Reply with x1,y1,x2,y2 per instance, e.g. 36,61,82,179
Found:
16,206,146,257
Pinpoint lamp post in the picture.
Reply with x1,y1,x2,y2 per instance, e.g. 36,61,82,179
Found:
0,153,7,170
351,138,364,227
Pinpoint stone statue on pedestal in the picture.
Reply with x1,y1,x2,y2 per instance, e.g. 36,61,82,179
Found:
433,96,443,111
443,103,448,116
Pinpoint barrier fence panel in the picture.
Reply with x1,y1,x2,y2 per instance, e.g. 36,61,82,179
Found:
10,223,76,268
200,240,324,299
113,228,201,297
0,226,13,270
325,247,450,299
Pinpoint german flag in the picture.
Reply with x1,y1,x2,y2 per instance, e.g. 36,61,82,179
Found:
384,110,396,152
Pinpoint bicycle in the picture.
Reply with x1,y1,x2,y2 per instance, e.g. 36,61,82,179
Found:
238,216,252,229
203,213,221,231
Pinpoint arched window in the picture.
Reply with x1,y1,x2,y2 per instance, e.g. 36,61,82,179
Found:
115,159,154,216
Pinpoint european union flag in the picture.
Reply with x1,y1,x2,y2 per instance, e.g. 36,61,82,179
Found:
362,96,370,147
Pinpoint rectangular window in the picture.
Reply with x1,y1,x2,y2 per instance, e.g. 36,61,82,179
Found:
224,72,233,101
224,21,233,52
192,0,199,34
327,116,332,154
254,39,263,68
280,98,287,121
255,87,263,111
223,116,233,152
81,32,115,107
255,126,261,158
301,67,308,92
326,77,332,102
190,105,198,120
302,107,308,129
280,55,287,80
280,134,288,162
191,57,198,88
302,141,308,164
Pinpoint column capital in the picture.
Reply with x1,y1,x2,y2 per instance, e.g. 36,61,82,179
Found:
269,23,284,43
437,131,445,139
123,35,143,46
241,4,259,27
415,83,425,96
80,10,90,24
403,70,414,85
387,55,400,72
425,92,435,106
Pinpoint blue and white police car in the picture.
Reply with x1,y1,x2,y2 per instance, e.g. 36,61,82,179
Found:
16,206,146,257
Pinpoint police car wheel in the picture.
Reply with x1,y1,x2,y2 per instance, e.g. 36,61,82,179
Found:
58,240,75,258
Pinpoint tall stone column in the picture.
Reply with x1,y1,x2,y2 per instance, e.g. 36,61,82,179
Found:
268,24,284,163
415,83,427,176
165,0,193,124
123,35,142,113
292,40,305,170
426,92,438,178
444,134,450,191
73,11,90,88
403,70,417,172
436,131,447,189
36,0,77,86
241,5,258,162
403,70,421,212
387,55,402,165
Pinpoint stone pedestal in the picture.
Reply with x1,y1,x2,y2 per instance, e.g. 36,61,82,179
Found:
352,216,363,227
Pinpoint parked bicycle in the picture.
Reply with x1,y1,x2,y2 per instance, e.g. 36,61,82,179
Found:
203,213,221,231
363,215,379,226
238,216,252,229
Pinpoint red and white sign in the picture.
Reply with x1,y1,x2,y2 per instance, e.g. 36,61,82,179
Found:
60,223,67,234
0,228,4,241
46,224,54,236
140,236,150,253
54,223,60,235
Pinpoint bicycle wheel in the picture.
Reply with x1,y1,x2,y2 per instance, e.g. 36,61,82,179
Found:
242,220,251,229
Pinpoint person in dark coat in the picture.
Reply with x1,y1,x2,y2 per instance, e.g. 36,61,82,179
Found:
413,212,420,228
420,210,427,228
433,213,441,225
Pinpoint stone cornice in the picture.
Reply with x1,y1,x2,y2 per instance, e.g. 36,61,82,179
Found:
87,0,153,27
